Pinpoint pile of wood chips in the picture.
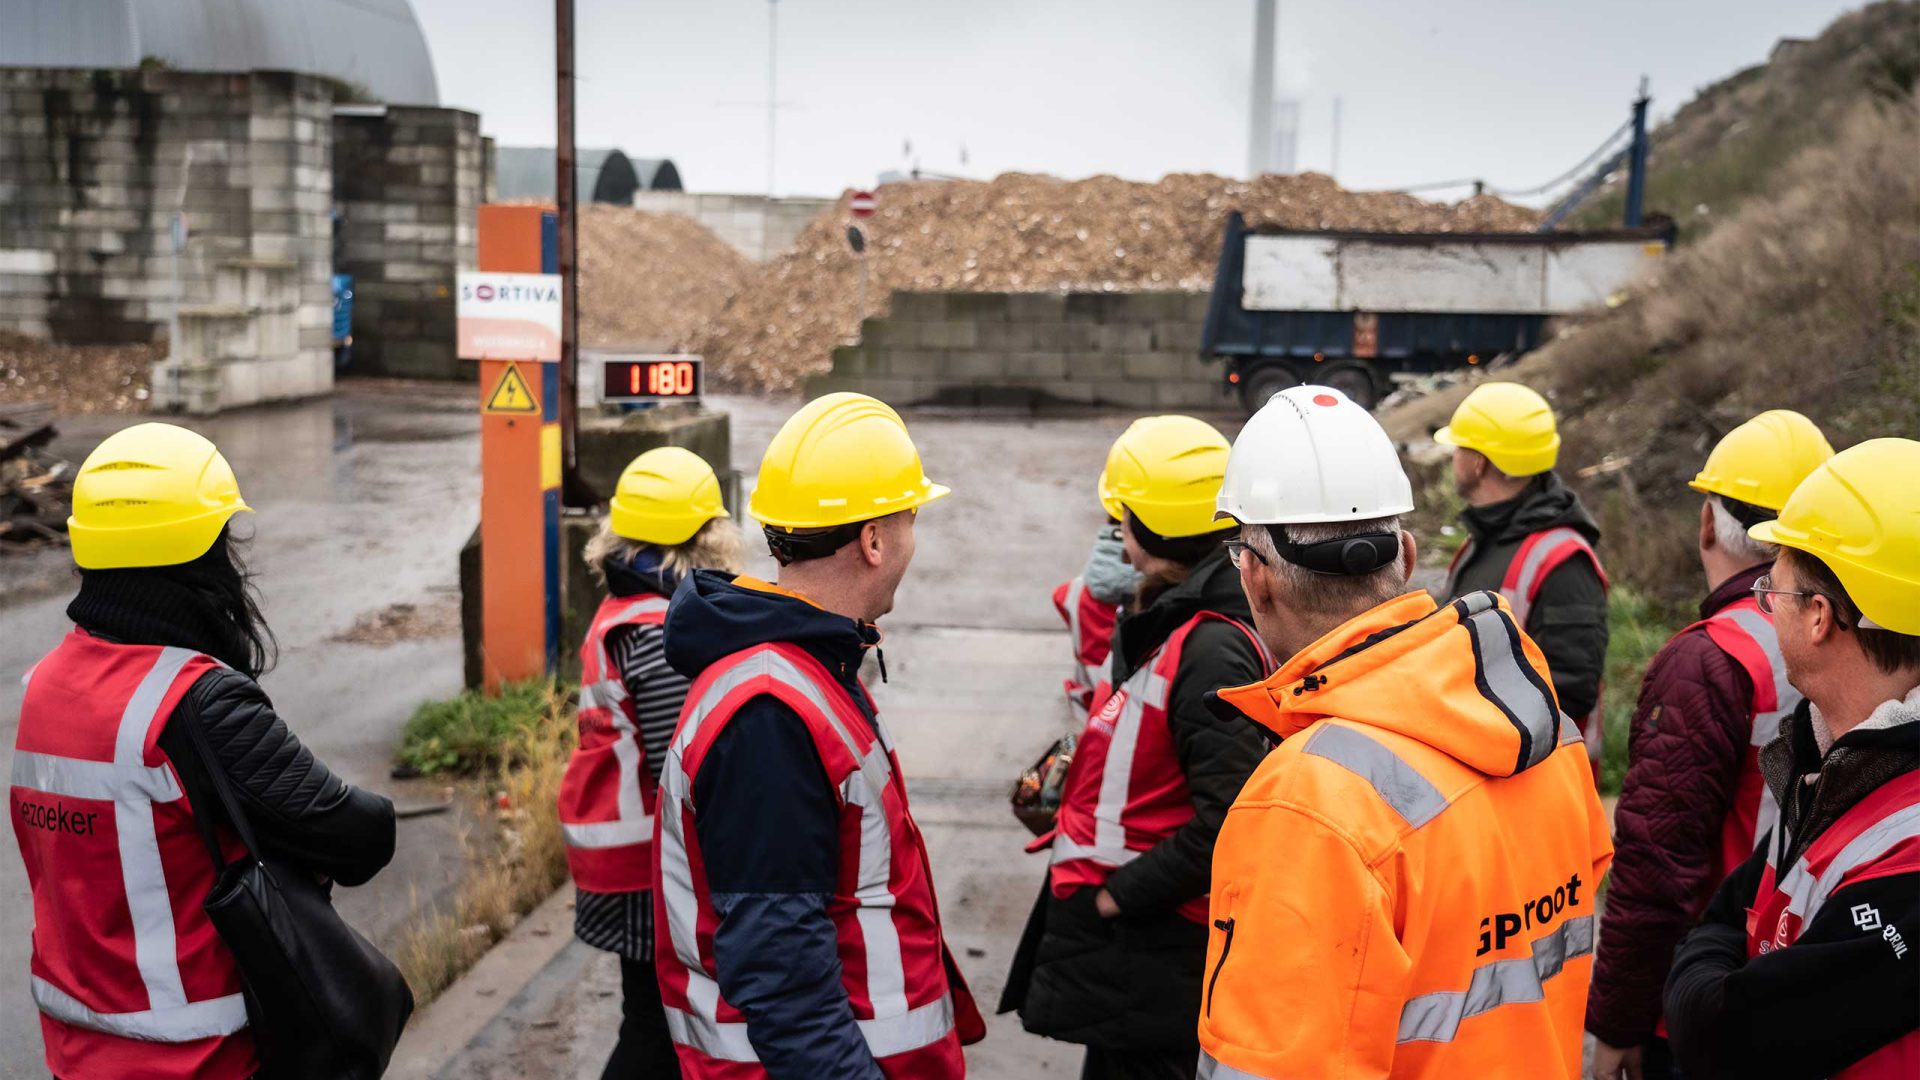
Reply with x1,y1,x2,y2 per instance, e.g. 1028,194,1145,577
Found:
577,203,755,350
686,171,1540,392
0,333,158,415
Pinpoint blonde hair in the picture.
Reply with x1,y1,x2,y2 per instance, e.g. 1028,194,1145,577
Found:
584,516,744,586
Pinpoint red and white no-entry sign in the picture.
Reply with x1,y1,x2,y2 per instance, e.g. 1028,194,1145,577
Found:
849,190,876,218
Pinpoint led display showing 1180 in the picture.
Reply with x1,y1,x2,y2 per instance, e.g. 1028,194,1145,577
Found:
602,356,703,403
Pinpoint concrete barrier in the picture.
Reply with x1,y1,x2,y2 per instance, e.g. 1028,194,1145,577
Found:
805,289,1234,410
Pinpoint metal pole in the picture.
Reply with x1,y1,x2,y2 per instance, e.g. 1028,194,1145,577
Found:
556,0,583,502
1248,0,1276,177
767,0,778,200
1624,77,1651,228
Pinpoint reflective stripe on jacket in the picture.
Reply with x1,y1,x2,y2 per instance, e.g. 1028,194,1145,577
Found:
558,593,671,893
1452,525,1611,764
1049,611,1267,924
1692,597,1798,876
1199,590,1614,1079
1747,771,1920,1078
1054,576,1118,717
10,630,256,1080
651,642,983,1078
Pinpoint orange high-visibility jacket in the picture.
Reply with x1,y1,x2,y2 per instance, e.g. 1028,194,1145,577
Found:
1198,590,1614,1080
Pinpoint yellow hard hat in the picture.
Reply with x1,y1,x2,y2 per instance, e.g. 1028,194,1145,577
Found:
67,422,251,570
1434,382,1561,477
750,393,949,530
609,446,729,545
1688,409,1834,512
1750,438,1920,635
1098,415,1235,538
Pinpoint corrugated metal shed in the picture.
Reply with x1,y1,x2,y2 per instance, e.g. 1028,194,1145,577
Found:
495,147,684,204
0,0,439,105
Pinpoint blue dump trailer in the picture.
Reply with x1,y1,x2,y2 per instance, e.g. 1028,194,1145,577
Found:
1201,211,1672,411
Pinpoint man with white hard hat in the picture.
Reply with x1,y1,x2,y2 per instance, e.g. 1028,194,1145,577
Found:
1196,385,1613,1079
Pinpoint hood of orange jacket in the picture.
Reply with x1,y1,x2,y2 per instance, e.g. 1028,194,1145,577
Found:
1213,589,1565,778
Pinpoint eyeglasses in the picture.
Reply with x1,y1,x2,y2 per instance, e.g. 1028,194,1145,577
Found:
1223,538,1268,570
1751,574,1819,616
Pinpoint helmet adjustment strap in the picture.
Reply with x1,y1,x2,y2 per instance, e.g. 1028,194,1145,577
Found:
764,522,865,566
1265,525,1399,576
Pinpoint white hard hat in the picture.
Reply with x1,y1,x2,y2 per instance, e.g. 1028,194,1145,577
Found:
1216,385,1415,526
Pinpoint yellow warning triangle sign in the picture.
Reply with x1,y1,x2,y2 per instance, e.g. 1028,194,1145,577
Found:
484,362,540,415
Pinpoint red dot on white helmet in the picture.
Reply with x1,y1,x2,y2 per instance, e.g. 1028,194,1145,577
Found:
1313,394,1339,407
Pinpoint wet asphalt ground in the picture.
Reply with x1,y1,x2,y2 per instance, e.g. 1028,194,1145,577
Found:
1,384,1232,1078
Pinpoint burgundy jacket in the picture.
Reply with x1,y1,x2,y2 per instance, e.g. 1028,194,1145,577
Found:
1586,564,1769,1049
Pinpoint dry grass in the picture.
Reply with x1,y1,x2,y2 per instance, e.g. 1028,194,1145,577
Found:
394,681,576,1008
1386,97,1920,606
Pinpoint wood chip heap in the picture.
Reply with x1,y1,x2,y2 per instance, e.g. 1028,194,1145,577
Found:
684,171,1539,392
577,203,755,350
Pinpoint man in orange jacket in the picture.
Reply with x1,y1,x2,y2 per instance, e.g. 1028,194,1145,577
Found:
1196,385,1614,1080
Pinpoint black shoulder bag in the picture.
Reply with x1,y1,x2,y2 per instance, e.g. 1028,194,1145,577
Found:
185,714,414,1080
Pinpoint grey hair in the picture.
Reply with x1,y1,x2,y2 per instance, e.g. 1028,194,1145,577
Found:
1709,498,1773,565
583,516,745,586
1247,516,1410,617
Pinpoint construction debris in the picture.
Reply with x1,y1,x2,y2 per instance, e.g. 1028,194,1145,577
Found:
0,402,72,552
577,203,755,350
689,171,1540,391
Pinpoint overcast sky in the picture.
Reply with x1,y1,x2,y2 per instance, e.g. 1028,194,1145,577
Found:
410,0,1862,203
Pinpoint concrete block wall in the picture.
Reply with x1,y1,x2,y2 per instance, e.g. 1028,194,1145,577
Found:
0,68,334,407
806,290,1233,410
332,105,483,380
631,191,832,261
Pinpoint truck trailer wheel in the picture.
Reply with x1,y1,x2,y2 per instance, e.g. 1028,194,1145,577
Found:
1239,363,1302,413
1321,363,1378,410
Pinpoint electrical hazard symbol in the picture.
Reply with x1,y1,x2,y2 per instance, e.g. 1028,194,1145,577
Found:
484,362,540,415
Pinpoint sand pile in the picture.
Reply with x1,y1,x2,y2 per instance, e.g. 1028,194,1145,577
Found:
577,203,754,350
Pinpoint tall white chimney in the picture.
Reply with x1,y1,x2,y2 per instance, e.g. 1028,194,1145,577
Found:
1248,0,1277,177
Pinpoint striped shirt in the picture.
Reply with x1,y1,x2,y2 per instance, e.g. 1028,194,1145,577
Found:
574,620,689,960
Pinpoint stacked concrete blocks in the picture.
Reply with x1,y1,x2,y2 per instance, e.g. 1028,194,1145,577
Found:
631,191,834,262
808,290,1227,410
332,105,484,379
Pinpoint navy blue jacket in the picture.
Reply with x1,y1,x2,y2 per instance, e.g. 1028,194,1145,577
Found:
663,570,887,1080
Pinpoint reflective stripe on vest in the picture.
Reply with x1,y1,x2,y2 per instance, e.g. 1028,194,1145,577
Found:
10,641,249,1044
558,595,669,888
655,645,960,1073
1198,1052,1274,1080
1698,599,1799,861
1494,529,1610,765
1050,613,1270,922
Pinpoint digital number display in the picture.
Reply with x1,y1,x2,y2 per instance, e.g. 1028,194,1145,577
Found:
601,356,703,403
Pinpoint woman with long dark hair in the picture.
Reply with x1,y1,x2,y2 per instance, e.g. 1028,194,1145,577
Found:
10,422,398,1080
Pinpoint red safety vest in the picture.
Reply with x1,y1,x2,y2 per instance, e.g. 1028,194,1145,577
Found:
1053,576,1118,716
1747,771,1920,1078
1451,526,1610,769
558,593,672,894
651,642,984,1078
1688,598,1800,878
1048,612,1269,925
10,630,256,1080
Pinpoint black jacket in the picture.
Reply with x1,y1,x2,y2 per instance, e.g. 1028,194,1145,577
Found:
1665,697,1920,1078
661,570,891,1080
1001,550,1270,1051
65,572,396,887
1443,472,1610,720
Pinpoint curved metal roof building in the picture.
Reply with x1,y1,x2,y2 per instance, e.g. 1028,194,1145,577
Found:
0,0,440,105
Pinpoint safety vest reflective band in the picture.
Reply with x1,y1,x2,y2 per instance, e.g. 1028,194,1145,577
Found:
1689,598,1799,877
10,631,254,1079
652,642,976,1079
1494,527,1610,765
1053,576,1117,717
1051,612,1268,924
558,594,670,893
1747,771,1920,1078
1397,914,1594,1043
